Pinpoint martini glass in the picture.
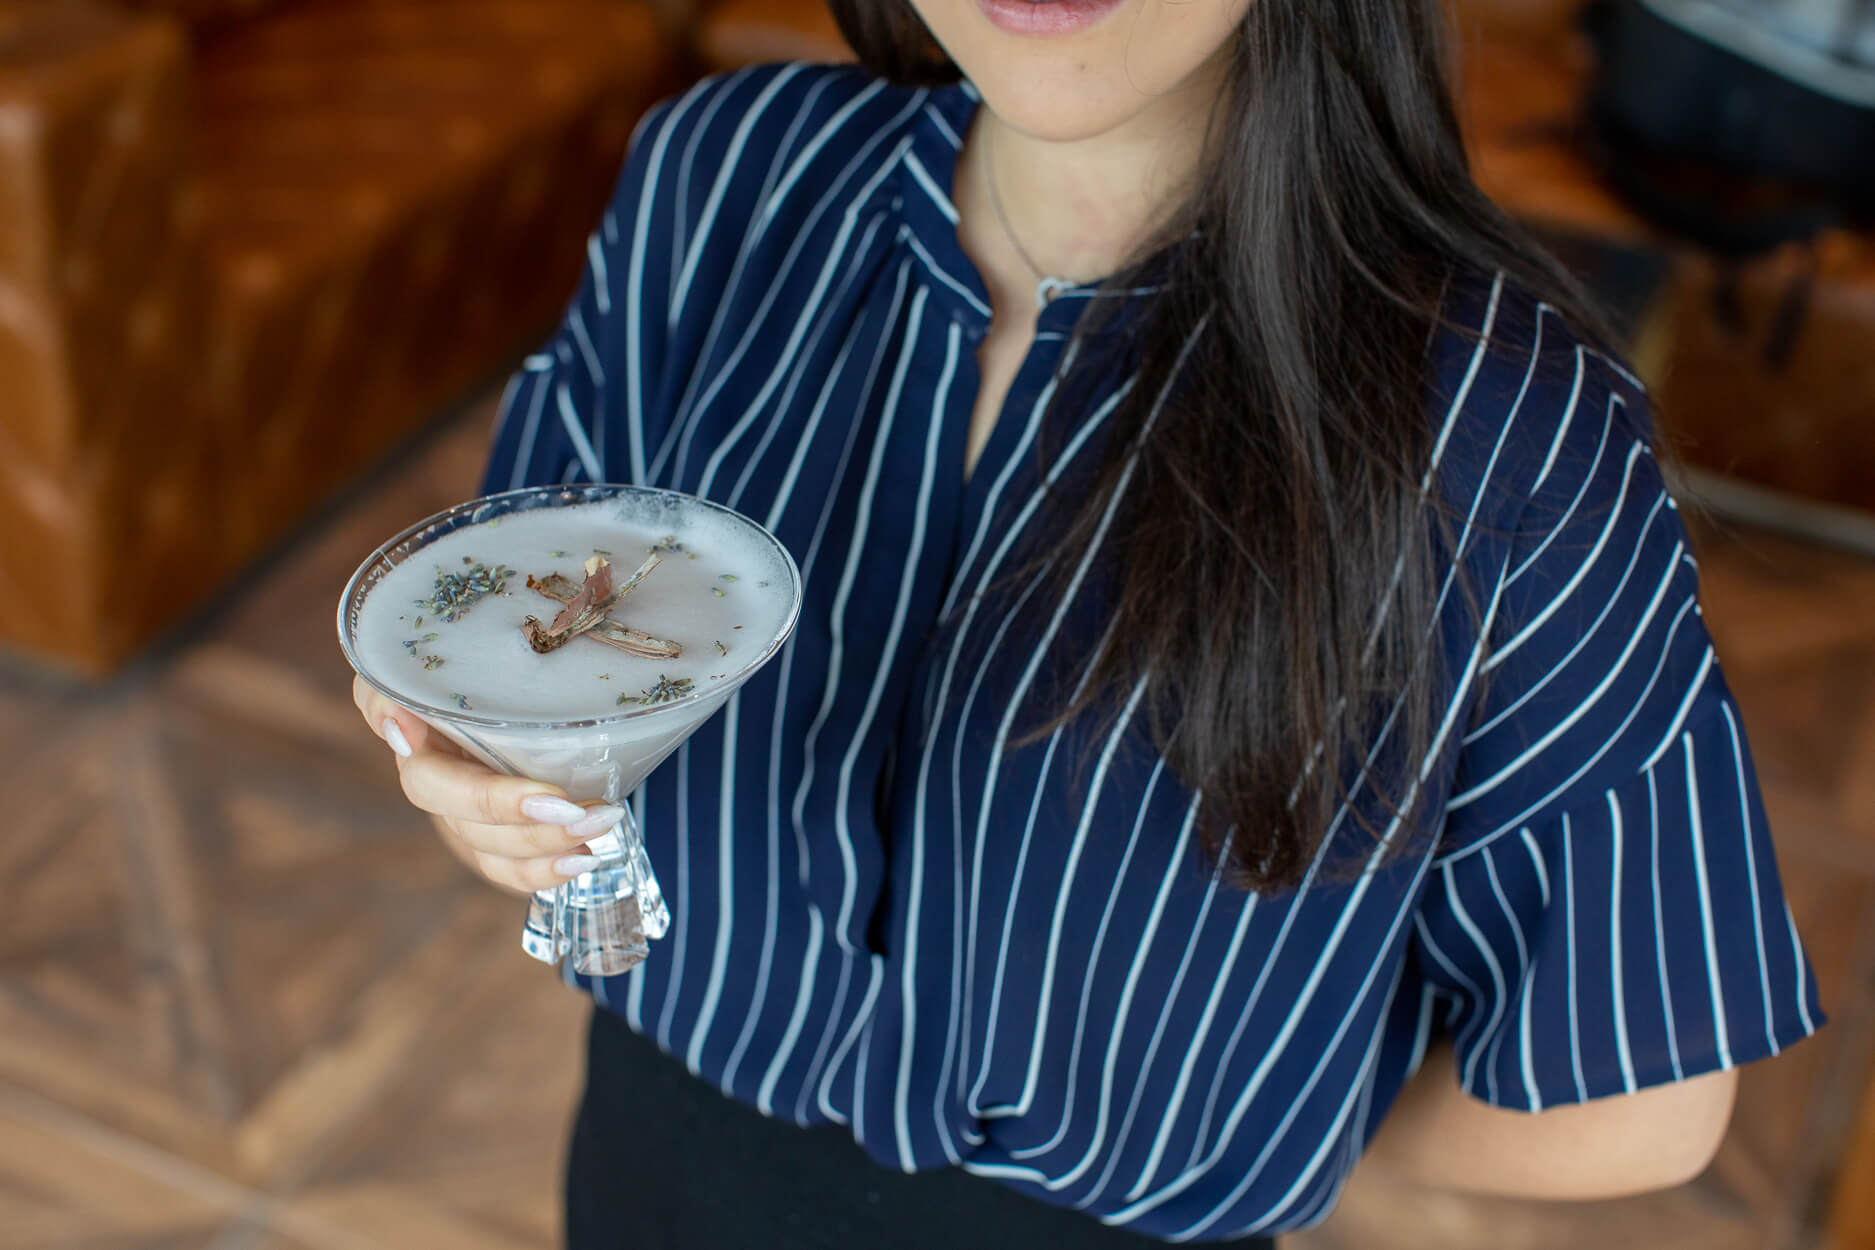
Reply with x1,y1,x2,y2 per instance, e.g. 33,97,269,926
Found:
338,484,802,977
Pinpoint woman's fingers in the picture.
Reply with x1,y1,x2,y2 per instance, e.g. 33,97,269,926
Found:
352,675,440,758
394,748,605,830
446,802,624,857
353,676,622,885
470,845,607,895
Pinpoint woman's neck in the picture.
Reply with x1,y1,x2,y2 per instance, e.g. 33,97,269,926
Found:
955,69,1224,304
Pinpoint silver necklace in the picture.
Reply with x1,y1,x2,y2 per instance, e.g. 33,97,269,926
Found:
981,127,1076,311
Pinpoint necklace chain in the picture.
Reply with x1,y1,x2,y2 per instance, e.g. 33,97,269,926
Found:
980,126,1074,311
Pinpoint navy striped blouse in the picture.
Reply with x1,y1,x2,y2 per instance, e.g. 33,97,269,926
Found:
483,63,1823,1241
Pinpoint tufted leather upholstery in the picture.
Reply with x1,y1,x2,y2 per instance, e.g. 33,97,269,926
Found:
115,0,282,32
0,0,679,673
696,0,849,72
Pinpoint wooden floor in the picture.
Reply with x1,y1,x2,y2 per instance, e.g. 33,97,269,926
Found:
3,392,1872,1250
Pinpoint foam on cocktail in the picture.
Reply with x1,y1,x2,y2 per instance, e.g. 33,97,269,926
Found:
353,498,794,725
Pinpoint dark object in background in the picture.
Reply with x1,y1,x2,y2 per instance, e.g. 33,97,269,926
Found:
1587,0,1875,255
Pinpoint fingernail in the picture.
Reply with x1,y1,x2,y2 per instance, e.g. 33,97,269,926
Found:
521,794,589,825
554,854,604,877
382,719,412,759
567,805,626,839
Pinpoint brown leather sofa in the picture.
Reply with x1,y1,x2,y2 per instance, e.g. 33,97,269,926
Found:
0,0,682,674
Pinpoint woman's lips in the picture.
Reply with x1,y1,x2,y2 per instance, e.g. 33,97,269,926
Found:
975,0,1129,37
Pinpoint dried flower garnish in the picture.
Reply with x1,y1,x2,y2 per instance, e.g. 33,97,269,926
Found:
719,574,737,583
526,558,681,659
619,674,694,707
417,561,513,622
593,548,612,556
521,557,619,654
649,535,684,556
550,549,568,558
714,640,728,656
402,632,441,656
711,587,726,598
452,693,473,711
413,616,423,628
421,655,445,670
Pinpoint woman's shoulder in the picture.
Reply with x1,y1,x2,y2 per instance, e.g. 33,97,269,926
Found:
623,61,930,234
1425,270,1656,534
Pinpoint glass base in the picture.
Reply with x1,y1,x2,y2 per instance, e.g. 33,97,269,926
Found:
519,809,667,976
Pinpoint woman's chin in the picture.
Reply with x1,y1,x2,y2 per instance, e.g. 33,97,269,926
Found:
916,0,1249,144
969,73,1141,144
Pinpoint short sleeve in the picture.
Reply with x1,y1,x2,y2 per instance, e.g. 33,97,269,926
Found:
1413,372,1825,1111
478,63,868,496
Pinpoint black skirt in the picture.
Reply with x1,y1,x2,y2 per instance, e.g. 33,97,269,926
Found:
566,1007,1278,1250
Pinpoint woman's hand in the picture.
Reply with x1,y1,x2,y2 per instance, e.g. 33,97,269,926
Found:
352,676,625,896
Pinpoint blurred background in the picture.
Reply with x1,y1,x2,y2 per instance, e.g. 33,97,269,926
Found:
1,0,1872,1245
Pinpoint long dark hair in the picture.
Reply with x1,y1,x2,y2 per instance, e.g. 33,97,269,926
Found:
828,0,1611,890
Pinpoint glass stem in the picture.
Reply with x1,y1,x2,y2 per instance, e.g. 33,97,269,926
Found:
519,803,669,975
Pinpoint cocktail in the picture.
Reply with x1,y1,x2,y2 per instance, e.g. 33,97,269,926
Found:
338,484,802,977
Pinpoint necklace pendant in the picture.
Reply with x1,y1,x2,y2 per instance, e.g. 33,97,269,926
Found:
1035,276,1072,310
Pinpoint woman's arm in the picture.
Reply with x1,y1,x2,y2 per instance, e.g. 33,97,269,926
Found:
1360,1041,1737,1199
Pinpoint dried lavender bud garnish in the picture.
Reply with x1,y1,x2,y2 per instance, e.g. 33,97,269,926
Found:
711,587,726,598
421,655,444,670
719,574,738,583
593,548,612,556
417,560,511,622
599,673,611,680
414,616,423,628
453,693,473,711
551,549,568,558
623,674,694,706
715,640,728,656
402,632,441,655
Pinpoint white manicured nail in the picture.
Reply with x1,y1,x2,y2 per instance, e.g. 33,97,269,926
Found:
521,794,588,825
554,854,603,877
382,719,412,758
567,805,626,839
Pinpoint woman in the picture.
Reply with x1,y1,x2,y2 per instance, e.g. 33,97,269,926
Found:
355,0,1823,1244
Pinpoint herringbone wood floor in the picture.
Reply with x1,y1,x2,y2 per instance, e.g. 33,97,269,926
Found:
3,392,1871,1249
